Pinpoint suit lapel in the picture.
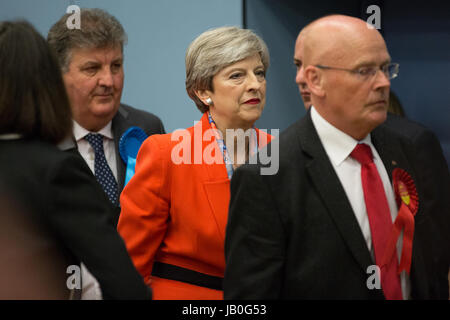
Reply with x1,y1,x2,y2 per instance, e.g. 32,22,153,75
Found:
195,113,231,241
300,116,429,297
371,125,398,184
297,112,374,273
371,124,429,298
112,105,130,193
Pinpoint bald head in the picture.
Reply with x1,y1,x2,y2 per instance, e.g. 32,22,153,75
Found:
299,15,392,140
294,15,388,111
302,15,387,67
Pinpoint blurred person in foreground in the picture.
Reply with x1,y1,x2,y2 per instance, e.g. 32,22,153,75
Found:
118,26,273,299
0,20,151,300
47,8,165,299
0,182,70,299
224,15,449,299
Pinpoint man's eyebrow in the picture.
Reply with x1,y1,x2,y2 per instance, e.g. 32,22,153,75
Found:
353,59,391,69
79,61,100,68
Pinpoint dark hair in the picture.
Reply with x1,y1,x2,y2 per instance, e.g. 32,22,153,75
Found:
47,8,127,73
388,91,406,117
0,20,72,144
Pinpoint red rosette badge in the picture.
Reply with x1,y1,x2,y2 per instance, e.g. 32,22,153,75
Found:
382,168,419,275
393,169,419,214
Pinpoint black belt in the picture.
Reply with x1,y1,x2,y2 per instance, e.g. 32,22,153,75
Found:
151,262,223,291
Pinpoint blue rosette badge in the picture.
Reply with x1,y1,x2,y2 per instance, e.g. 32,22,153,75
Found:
119,127,148,186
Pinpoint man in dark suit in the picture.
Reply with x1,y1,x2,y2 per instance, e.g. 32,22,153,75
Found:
48,8,165,216
224,15,450,299
293,17,450,297
48,8,164,299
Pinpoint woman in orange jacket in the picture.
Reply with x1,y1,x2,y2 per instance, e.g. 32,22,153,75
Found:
117,26,272,299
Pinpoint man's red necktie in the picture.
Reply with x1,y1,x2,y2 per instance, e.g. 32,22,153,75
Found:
350,143,403,300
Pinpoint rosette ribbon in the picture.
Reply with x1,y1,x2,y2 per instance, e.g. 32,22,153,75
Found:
381,168,419,275
119,127,148,187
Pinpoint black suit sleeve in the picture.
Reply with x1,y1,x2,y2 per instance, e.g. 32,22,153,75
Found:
224,164,285,299
45,153,151,300
414,130,450,243
410,129,450,298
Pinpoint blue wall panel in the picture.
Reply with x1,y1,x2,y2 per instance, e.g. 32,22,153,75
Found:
0,0,243,132
246,0,450,166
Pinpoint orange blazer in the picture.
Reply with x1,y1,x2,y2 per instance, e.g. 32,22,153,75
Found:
117,113,272,300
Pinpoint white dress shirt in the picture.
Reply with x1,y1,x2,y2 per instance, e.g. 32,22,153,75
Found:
310,106,410,299
73,120,118,300
73,120,118,181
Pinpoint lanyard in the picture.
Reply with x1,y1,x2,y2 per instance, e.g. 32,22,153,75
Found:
207,112,258,179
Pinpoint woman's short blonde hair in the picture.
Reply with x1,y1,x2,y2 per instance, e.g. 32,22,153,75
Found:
185,26,270,113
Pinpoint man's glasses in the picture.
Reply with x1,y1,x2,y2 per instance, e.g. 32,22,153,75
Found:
315,63,399,80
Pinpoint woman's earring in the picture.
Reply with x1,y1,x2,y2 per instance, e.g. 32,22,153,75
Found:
205,98,213,105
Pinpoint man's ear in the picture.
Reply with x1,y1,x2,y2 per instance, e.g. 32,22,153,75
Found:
304,66,325,98
194,89,213,106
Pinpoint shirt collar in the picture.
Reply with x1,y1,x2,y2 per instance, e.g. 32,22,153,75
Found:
73,120,113,141
310,106,372,166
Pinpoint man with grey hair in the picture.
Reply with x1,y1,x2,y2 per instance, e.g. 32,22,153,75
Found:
224,15,449,299
48,8,164,299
